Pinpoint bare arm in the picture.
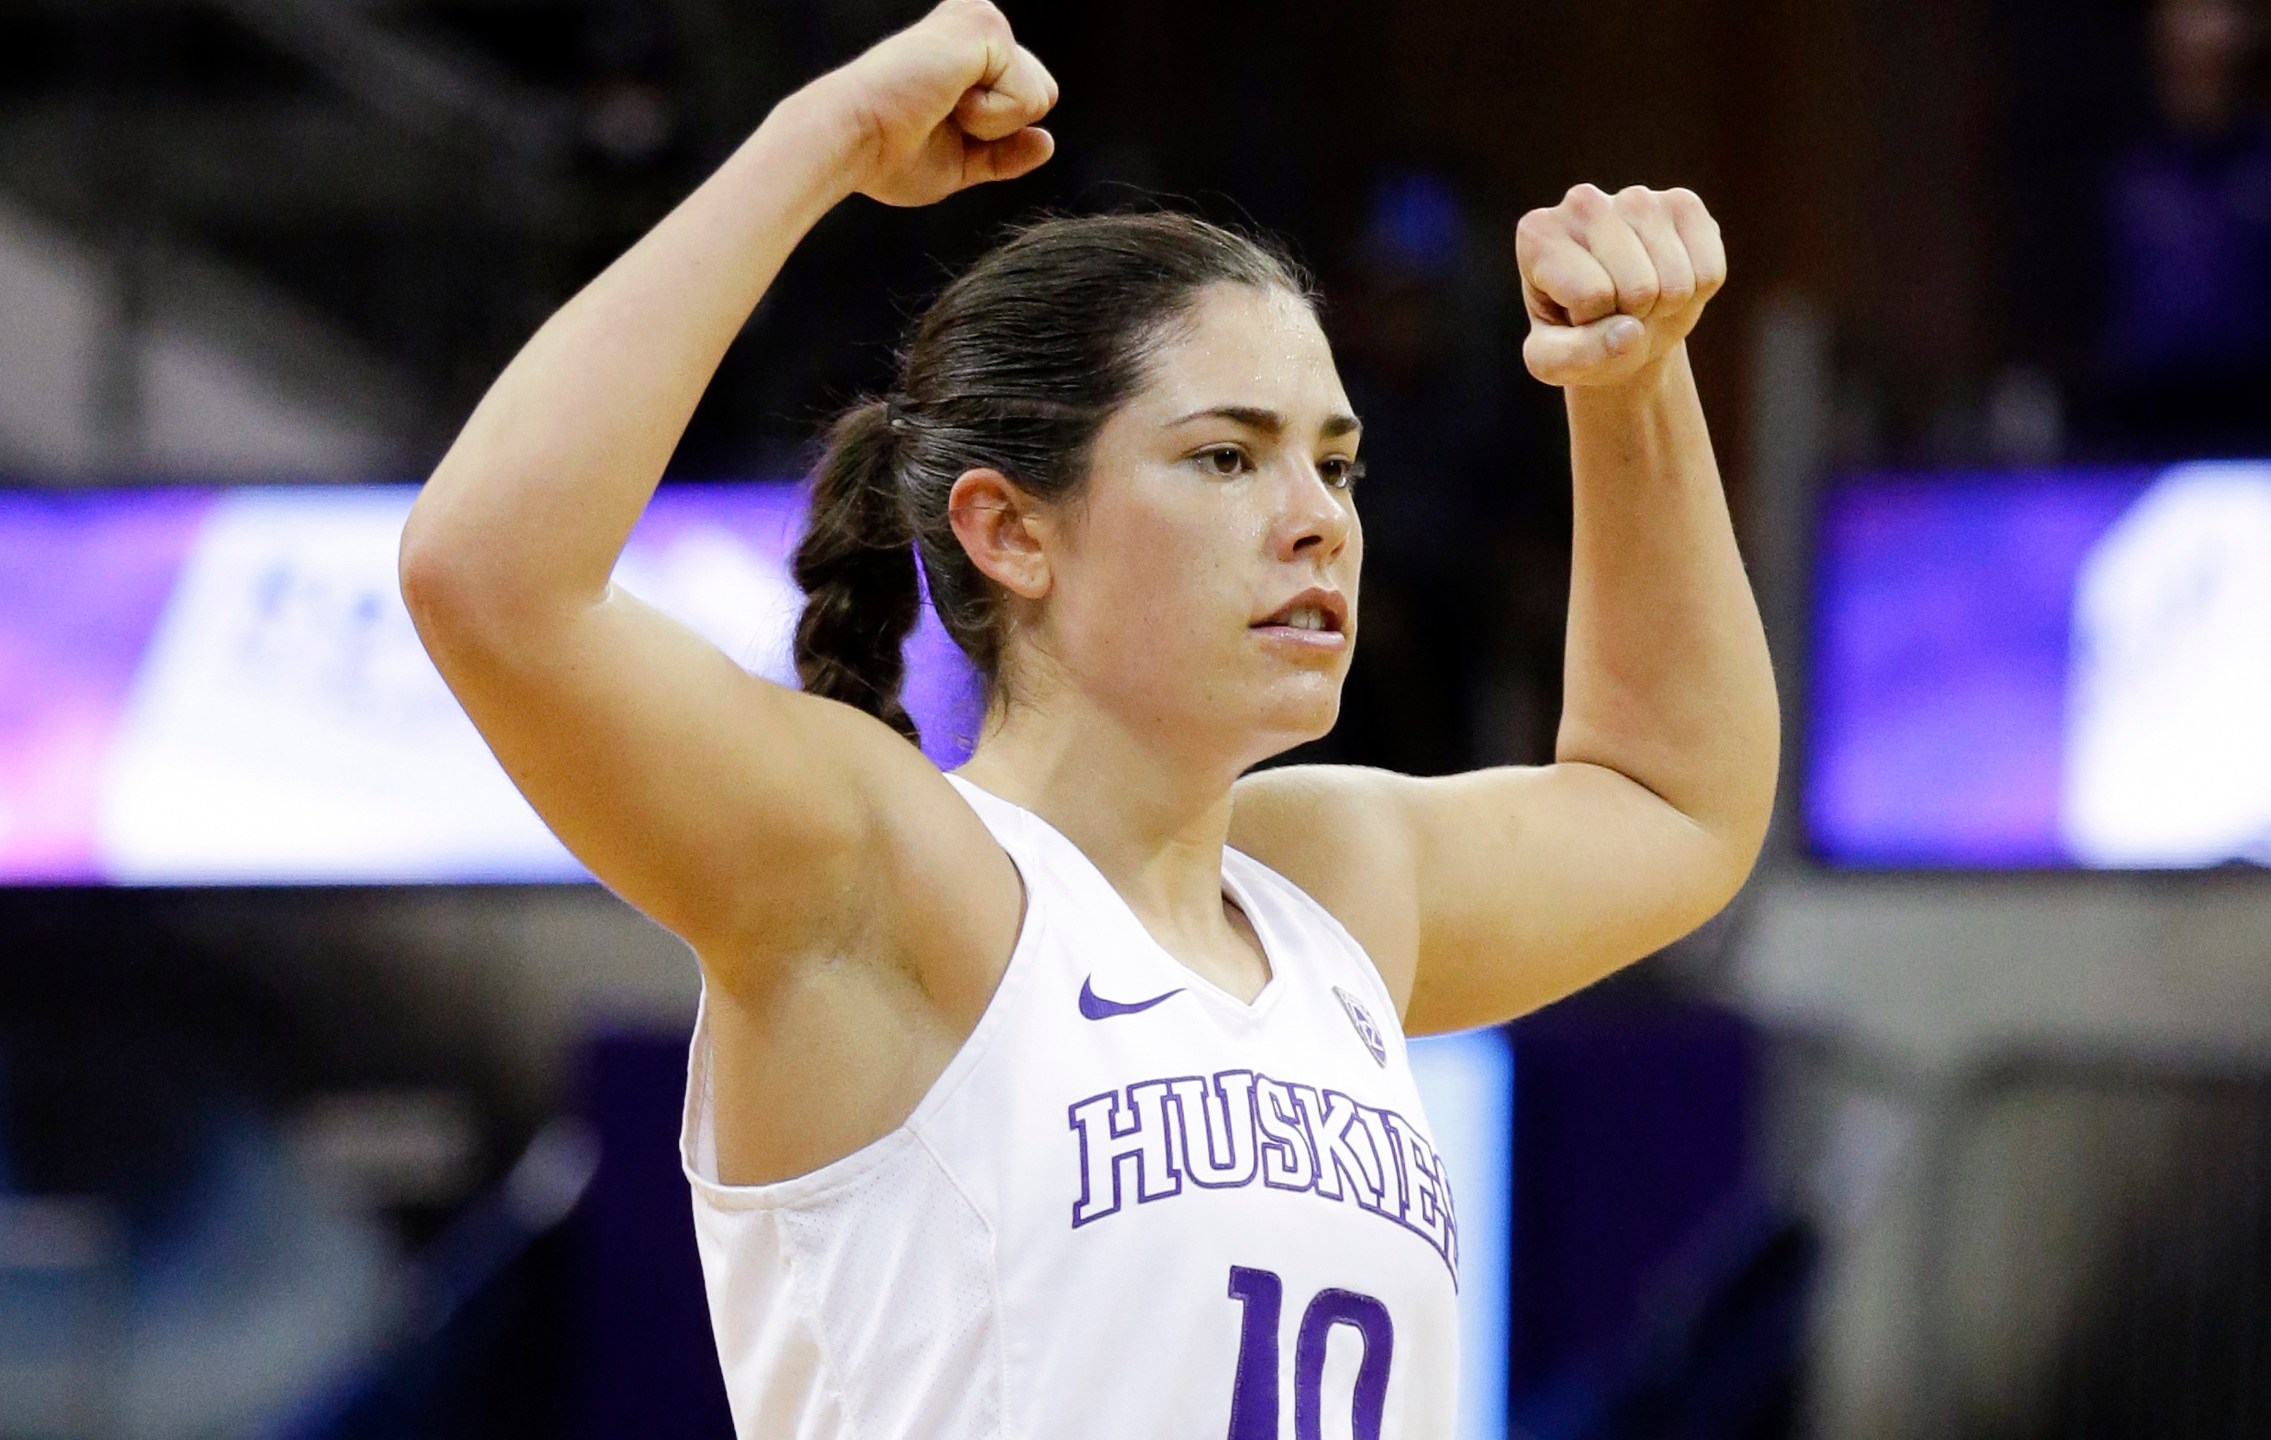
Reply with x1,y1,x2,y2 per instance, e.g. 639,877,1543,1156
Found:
1234,185,1777,1033
398,1,1055,966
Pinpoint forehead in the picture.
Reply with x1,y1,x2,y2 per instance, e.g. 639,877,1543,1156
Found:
1130,283,1348,420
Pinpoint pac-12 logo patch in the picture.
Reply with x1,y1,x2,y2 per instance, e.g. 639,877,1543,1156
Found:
1333,986,1388,1067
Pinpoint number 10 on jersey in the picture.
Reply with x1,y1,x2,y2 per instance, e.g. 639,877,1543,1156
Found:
1226,1265,1395,1440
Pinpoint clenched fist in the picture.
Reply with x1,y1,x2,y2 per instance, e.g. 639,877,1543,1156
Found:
809,0,1059,208
1516,185,1726,387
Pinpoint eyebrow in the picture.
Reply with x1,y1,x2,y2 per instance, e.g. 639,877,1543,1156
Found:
1167,405,1362,441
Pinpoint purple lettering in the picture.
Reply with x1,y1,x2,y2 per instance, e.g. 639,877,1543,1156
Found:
1294,1087,1389,1212
1169,1072,1259,1189
1067,1081,1182,1226
1255,1077,1317,1193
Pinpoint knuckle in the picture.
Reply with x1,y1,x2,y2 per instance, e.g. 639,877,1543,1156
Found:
956,0,1009,33
1674,189,1721,233
1507,210,1562,261
1563,182,1610,217
1614,183,1661,214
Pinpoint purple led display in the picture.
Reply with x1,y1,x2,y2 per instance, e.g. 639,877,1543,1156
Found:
0,488,219,880
0,482,981,886
1806,463,2271,869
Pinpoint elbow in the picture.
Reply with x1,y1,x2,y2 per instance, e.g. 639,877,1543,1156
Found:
397,502,521,659
397,513,467,637
1706,750,1780,901
1704,680,1783,882
1660,726,1779,910
397,510,592,681
1662,786,1773,945
1721,791,1775,890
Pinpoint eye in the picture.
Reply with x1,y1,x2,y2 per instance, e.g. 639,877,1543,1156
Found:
1194,444,1254,478
1319,456,1366,491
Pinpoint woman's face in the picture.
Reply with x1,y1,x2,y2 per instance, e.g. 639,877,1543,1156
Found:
1029,281,1364,769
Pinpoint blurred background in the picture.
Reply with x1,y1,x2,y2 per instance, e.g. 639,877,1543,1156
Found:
3,0,2271,1435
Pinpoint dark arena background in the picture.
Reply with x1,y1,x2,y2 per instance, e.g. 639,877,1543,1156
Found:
4,0,2271,1436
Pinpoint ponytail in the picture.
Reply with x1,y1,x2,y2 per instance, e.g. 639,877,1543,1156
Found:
792,399,923,745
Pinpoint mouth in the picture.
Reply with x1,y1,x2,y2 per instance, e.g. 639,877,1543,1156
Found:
1250,587,1350,649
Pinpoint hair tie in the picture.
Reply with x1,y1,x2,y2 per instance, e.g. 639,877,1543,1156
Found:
884,395,910,434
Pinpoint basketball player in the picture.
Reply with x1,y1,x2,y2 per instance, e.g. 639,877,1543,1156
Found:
398,2,1776,1434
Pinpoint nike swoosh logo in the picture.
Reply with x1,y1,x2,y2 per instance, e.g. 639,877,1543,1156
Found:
1078,976,1185,1020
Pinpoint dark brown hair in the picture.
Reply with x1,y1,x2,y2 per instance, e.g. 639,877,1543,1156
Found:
790,211,1313,745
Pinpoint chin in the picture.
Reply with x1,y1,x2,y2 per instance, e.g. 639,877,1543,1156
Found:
1247,683,1343,755
1140,661,1347,768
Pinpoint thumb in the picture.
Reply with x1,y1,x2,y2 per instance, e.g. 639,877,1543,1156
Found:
955,83,1034,141
1524,314,1648,386
960,126,1055,186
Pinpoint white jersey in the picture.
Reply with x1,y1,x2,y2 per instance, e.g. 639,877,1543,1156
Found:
679,774,1461,1439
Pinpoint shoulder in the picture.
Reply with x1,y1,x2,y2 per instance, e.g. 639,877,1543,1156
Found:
1229,764,1423,1016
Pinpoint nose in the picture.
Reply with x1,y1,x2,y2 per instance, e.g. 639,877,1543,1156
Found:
1272,458,1354,564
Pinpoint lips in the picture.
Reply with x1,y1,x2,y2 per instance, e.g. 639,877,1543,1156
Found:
1252,586,1349,636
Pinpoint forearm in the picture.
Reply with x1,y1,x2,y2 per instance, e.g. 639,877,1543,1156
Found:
1555,343,1778,851
400,87,863,616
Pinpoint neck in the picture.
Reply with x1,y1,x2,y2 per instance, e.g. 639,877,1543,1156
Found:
953,684,1246,940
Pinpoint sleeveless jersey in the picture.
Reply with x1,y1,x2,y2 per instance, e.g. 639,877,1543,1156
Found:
678,774,1461,1439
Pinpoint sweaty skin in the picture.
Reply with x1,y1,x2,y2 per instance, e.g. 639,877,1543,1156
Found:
398,0,1775,1186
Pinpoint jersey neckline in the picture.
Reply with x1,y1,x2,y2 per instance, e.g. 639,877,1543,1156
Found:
943,771,1288,1022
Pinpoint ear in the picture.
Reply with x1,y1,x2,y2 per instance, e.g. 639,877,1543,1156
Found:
948,467,1054,600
